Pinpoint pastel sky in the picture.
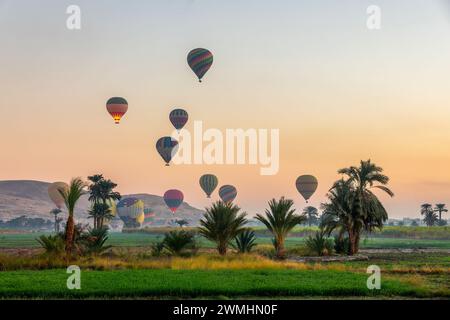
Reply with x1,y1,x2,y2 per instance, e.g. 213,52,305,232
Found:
1,0,450,218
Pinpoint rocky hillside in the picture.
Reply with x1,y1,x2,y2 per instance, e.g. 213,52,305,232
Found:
0,180,204,227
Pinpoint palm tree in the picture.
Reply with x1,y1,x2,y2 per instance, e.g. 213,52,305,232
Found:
434,204,448,222
336,160,393,253
59,178,87,257
87,174,121,229
198,201,247,255
256,197,305,259
302,206,319,226
88,203,114,229
50,208,62,233
421,203,438,227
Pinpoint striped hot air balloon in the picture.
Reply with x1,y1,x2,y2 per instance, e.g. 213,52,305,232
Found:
295,175,318,203
219,185,237,203
117,197,145,228
199,174,219,198
106,97,128,124
164,189,184,214
169,109,189,132
156,137,179,166
187,48,213,82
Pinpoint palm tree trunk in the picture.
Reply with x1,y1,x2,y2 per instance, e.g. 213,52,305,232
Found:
65,214,75,257
348,230,357,256
218,243,227,255
276,237,285,259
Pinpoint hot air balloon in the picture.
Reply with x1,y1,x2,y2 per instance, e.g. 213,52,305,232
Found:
199,174,218,198
106,97,128,124
144,208,155,225
164,189,184,214
117,197,145,228
295,175,318,203
187,48,213,82
156,137,179,166
219,185,237,203
48,182,69,209
169,109,189,132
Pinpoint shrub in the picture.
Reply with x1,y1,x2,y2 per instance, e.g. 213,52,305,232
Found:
334,236,350,255
305,231,334,256
233,229,257,253
36,234,65,257
150,240,166,257
82,227,112,256
163,230,197,256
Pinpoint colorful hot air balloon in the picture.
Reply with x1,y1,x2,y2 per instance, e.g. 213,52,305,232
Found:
169,109,189,132
199,174,219,198
156,137,179,166
187,48,213,82
144,208,155,225
219,185,237,203
295,175,318,203
117,197,145,228
164,189,184,214
48,182,69,209
106,97,128,124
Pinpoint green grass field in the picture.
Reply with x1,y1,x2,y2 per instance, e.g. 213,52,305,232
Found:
0,233,450,249
1,232,450,249
1,228,449,299
0,268,424,299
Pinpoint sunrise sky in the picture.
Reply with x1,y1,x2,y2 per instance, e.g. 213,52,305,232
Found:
1,0,450,218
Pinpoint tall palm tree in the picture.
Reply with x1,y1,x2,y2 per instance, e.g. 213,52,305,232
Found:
336,159,393,253
87,174,121,229
256,197,305,259
434,204,448,222
198,201,247,255
421,203,437,227
59,178,87,257
88,203,113,229
50,208,62,233
302,206,319,226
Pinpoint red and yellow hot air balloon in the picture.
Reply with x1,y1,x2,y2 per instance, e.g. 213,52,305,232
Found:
106,97,128,124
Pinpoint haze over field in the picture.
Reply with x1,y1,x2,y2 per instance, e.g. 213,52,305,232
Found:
0,1,450,218
0,180,204,225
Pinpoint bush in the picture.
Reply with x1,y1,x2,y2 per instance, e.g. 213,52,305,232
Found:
334,236,350,255
82,227,112,256
233,229,257,253
305,231,334,256
163,230,197,256
150,240,166,257
36,234,65,257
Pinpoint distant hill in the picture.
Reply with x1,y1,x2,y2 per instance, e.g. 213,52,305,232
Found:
0,180,204,227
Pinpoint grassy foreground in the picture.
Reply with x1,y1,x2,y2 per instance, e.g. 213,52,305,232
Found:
0,268,422,299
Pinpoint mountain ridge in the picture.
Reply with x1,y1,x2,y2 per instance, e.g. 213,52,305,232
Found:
0,180,204,226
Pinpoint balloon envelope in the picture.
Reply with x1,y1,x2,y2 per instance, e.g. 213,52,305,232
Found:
117,197,145,228
295,175,318,202
164,189,184,213
156,137,179,166
48,182,69,209
169,109,189,131
199,174,218,198
219,185,237,203
187,48,213,82
106,97,128,124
